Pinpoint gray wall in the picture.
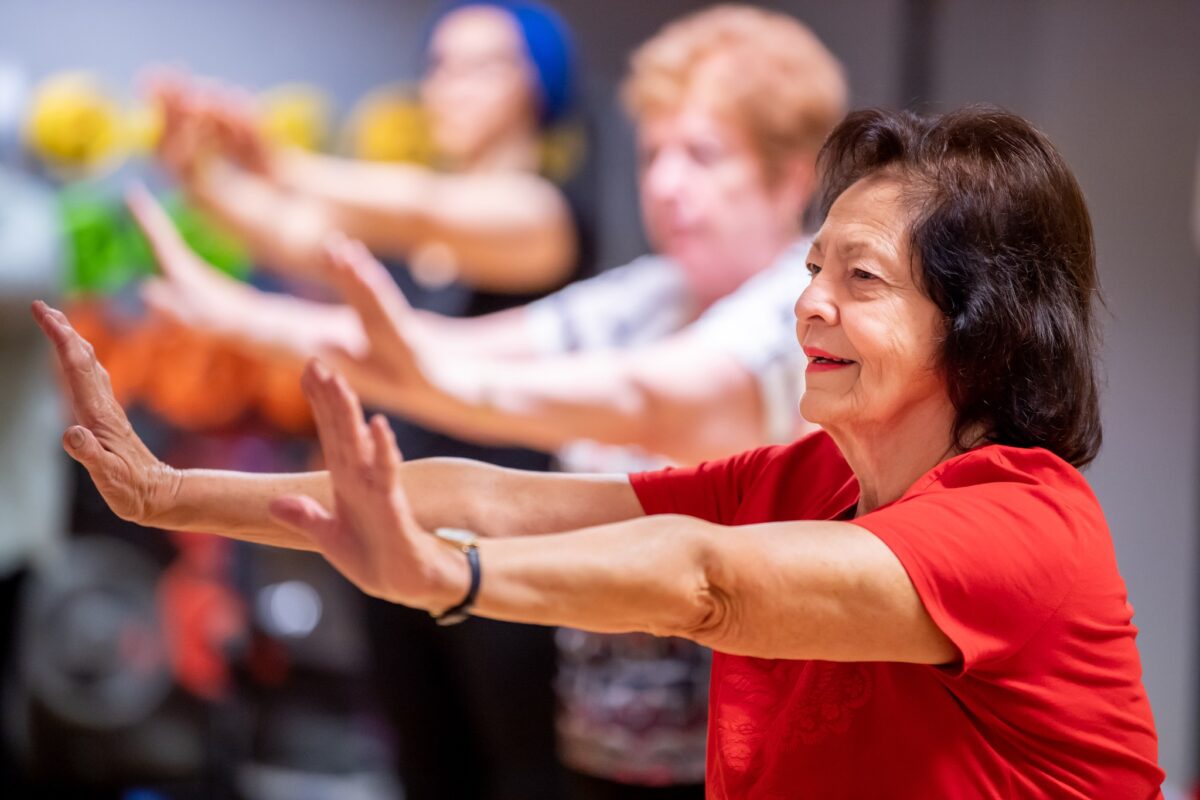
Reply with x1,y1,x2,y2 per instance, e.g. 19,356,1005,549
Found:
932,1,1200,784
1,0,1196,786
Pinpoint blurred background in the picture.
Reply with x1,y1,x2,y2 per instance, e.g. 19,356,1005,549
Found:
0,0,1196,797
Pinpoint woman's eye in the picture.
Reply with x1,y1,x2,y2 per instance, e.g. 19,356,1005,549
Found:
806,263,822,276
852,268,878,281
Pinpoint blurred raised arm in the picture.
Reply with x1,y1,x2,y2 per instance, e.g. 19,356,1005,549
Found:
31,301,643,548
148,73,577,291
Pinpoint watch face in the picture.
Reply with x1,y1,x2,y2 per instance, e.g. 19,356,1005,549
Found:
434,527,478,547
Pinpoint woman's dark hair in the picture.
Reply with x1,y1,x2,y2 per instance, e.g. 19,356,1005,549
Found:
814,106,1102,467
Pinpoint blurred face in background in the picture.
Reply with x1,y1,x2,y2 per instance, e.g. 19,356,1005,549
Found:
637,60,809,303
421,5,538,165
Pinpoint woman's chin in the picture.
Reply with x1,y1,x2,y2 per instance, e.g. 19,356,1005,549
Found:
799,395,843,432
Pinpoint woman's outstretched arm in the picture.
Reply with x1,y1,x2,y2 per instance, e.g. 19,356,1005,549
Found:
31,301,643,549
276,359,956,666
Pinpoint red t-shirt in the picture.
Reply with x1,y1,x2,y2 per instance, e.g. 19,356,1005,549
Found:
630,432,1163,799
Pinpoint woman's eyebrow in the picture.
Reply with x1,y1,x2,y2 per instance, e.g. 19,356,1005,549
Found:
810,233,896,267
838,238,880,260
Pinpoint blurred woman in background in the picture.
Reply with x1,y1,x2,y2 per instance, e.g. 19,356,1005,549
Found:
145,3,593,798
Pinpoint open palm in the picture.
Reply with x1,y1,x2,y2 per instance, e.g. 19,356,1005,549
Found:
32,301,179,524
268,361,462,610
318,235,432,408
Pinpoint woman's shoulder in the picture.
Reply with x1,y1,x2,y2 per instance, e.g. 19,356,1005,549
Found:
930,443,1089,486
911,443,1105,525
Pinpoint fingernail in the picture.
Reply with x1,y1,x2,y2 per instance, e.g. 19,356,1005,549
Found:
311,361,330,381
66,428,85,449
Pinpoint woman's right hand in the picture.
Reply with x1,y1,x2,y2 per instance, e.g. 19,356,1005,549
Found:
127,182,253,335
127,183,362,362
143,68,273,180
32,300,182,526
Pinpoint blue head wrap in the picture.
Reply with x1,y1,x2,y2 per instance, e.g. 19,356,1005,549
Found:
423,1,578,128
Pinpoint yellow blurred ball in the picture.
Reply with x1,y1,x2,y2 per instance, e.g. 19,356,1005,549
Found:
25,71,125,175
342,84,433,164
259,83,331,152
123,101,163,155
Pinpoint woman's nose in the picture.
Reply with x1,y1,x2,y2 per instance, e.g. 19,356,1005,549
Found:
794,279,836,325
644,150,687,200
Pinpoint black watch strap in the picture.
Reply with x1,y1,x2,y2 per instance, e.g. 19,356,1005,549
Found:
432,530,481,626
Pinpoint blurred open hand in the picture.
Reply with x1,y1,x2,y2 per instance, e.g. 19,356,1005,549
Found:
318,235,433,407
31,301,181,525
144,68,273,179
128,183,357,361
128,182,253,335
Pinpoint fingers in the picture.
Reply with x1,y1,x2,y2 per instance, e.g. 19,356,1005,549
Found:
33,301,99,376
32,301,127,428
301,360,372,473
369,414,404,480
31,300,74,351
211,88,270,172
318,342,370,383
268,494,335,535
269,495,362,570
125,184,192,277
323,237,412,340
62,425,107,470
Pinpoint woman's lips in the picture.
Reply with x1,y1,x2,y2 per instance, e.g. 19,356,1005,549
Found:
806,359,855,373
803,347,856,373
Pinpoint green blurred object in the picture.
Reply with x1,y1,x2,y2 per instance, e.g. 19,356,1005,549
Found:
60,188,250,295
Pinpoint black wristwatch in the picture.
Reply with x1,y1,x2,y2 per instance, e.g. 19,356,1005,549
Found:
431,527,481,626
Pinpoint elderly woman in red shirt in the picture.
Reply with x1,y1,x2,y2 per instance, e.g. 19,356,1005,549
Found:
35,105,1163,797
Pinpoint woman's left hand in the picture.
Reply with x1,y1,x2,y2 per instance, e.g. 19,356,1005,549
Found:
268,360,467,612
317,235,435,408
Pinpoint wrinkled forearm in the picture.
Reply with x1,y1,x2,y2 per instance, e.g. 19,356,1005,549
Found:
145,469,331,549
472,514,719,636
470,517,956,665
142,457,638,546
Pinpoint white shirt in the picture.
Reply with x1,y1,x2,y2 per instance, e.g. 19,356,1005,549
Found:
525,240,812,473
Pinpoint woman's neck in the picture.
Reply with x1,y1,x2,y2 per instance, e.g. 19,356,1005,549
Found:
456,127,541,173
825,394,965,516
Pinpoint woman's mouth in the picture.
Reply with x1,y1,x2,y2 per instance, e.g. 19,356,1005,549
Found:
804,348,856,372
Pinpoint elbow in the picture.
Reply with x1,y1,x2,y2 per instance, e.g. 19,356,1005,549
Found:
660,522,737,646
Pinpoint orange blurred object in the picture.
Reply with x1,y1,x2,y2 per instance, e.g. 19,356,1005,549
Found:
141,321,259,430
256,357,314,435
63,299,314,434
158,531,245,701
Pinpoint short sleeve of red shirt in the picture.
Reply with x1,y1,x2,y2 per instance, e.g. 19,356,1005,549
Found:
630,432,855,525
629,444,784,523
854,446,1098,674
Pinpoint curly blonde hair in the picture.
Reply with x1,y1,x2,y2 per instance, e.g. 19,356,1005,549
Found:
622,4,847,185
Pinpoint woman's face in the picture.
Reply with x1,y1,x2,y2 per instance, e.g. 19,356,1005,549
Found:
420,5,537,163
637,87,805,300
795,176,951,434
